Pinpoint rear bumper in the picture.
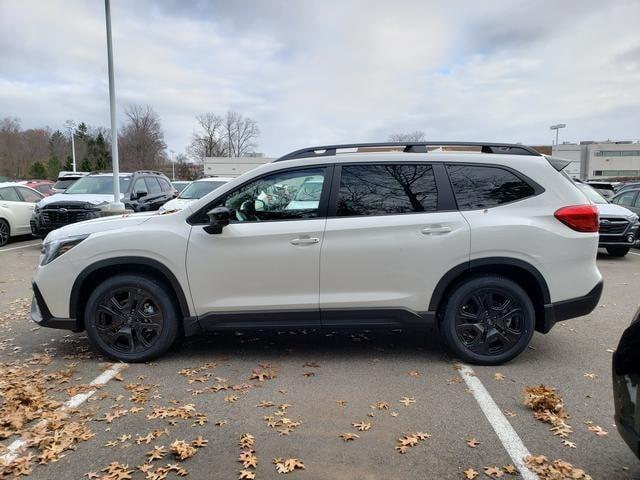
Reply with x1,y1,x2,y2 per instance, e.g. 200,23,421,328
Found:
540,280,603,333
31,282,81,332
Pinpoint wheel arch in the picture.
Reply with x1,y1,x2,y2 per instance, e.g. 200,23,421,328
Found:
70,257,191,329
429,257,551,333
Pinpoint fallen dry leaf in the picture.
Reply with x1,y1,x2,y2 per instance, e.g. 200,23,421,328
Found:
525,455,592,479
463,468,479,479
340,432,359,441
483,466,503,477
399,397,416,406
466,438,481,448
494,372,506,381
273,457,305,474
588,425,608,436
352,421,371,432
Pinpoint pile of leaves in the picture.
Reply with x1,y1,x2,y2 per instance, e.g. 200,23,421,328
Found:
0,359,100,477
263,403,302,436
238,433,257,479
525,455,592,479
395,432,431,454
524,385,572,438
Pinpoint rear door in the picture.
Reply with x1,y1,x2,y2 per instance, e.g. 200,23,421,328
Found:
319,163,470,326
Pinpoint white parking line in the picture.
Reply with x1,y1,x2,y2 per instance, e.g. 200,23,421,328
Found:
0,241,42,252
458,364,537,480
0,362,127,464
629,251,640,257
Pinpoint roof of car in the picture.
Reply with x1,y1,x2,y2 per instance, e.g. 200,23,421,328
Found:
0,182,42,191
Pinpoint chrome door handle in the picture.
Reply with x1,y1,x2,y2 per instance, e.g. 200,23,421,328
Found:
421,225,452,235
290,237,320,246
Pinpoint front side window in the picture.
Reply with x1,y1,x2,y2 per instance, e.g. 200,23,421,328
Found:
613,191,637,207
447,165,535,210
133,178,148,196
219,167,326,222
145,177,162,194
337,164,437,216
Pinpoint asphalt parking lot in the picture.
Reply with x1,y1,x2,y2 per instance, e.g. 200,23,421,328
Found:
1,236,639,479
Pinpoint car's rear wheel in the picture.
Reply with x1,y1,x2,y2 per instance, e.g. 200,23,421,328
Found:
440,275,535,365
0,219,9,247
84,274,179,362
606,246,629,257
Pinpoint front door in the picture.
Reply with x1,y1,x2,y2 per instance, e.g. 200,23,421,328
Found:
319,163,470,326
186,166,330,328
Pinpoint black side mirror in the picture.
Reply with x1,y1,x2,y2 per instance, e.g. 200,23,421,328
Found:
134,190,146,200
204,206,230,234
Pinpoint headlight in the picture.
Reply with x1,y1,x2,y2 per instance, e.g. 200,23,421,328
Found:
40,234,89,266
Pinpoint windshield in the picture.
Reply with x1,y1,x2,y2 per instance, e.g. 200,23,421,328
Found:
179,181,226,199
576,182,608,204
294,179,323,201
65,176,131,195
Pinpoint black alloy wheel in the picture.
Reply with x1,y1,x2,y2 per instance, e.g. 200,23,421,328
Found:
440,275,535,365
455,288,525,356
85,274,179,362
95,287,164,354
0,219,9,247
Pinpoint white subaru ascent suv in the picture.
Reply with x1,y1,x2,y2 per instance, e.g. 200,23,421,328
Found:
31,142,603,365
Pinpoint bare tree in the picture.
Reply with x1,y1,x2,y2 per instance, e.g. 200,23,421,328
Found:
224,111,260,157
118,105,167,170
187,113,227,163
388,131,426,142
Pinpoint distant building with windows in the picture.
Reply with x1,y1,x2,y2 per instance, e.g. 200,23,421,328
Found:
203,155,274,177
552,141,640,179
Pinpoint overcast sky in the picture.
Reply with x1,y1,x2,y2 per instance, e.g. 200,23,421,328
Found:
1,0,639,157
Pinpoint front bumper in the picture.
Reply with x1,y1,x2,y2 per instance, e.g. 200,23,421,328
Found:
31,282,81,332
539,280,603,333
598,222,639,247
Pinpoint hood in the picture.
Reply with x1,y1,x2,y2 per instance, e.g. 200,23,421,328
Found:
37,193,123,208
159,197,195,212
44,211,155,242
595,202,638,220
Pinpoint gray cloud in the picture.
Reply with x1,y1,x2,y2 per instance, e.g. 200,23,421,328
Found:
1,0,638,157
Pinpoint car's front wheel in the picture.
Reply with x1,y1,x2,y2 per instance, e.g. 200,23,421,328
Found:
440,275,535,365
84,274,179,362
606,246,630,257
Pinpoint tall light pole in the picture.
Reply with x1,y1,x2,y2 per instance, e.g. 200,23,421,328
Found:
104,0,125,211
550,123,567,145
63,120,77,172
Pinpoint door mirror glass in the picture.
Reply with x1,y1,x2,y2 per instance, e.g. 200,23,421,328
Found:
204,206,231,234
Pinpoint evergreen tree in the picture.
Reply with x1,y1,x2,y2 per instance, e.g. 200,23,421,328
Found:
63,156,73,171
79,158,93,172
75,122,88,139
46,156,62,180
29,161,47,179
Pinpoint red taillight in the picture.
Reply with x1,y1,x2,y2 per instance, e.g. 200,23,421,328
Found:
554,204,599,232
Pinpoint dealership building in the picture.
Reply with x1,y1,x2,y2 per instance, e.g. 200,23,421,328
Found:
552,141,640,179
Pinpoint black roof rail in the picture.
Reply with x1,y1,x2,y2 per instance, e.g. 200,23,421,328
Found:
275,142,542,162
134,170,165,176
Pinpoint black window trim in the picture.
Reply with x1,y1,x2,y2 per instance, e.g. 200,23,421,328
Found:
444,162,545,211
187,164,335,226
327,161,456,218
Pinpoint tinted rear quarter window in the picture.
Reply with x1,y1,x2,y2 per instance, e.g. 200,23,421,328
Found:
337,164,437,216
447,165,535,210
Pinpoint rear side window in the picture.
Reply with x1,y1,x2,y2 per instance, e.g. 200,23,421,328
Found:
447,165,535,210
337,164,437,216
0,187,20,201
159,178,172,192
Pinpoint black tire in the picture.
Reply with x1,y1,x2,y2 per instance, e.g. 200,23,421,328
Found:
440,275,535,365
606,246,629,257
0,219,9,247
84,274,179,362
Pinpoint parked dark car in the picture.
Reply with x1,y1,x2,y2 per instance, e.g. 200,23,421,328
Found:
616,182,640,194
613,308,640,459
611,188,640,217
31,170,174,237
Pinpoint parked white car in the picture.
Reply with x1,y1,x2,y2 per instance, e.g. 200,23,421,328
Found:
159,177,233,212
31,142,602,365
0,182,44,246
